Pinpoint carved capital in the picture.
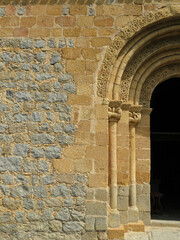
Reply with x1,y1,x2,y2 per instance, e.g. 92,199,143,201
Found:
129,112,141,126
129,105,142,126
108,101,122,122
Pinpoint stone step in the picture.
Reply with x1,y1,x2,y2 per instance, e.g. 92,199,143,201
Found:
127,220,145,232
108,225,125,239
151,219,180,228
108,221,145,239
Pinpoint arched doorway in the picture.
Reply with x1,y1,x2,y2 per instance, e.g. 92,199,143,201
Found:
150,78,180,220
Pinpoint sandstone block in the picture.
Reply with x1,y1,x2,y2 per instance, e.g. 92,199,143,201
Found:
21,17,36,27
46,5,62,15
91,37,111,47
77,16,93,27
55,16,76,27
96,217,107,231
94,16,114,27
86,201,107,216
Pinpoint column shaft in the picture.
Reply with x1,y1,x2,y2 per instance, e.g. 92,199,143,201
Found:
129,125,136,207
109,120,118,210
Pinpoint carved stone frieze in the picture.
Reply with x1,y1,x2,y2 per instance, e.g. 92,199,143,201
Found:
97,5,180,99
140,63,180,107
119,36,180,102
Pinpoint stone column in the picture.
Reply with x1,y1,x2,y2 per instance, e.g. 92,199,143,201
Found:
108,101,122,228
128,105,142,222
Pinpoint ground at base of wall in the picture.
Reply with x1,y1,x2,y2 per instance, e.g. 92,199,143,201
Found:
125,227,180,240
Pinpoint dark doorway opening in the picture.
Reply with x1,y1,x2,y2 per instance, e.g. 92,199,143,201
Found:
150,78,180,221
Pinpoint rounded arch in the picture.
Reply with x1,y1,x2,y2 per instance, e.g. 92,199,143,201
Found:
97,5,180,106
140,64,180,107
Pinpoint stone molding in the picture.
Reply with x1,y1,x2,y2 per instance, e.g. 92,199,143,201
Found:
140,63,180,107
97,5,180,99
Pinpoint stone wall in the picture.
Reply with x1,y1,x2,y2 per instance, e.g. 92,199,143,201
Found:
0,2,179,240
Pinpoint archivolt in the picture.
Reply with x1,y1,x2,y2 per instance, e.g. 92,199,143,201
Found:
139,64,180,107
97,5,180,107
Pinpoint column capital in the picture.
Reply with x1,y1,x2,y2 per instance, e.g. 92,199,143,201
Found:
129,105,142,126
141,107,152,115
108,101,122,122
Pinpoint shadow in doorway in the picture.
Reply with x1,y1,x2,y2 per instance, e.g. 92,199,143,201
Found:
150,78,180,221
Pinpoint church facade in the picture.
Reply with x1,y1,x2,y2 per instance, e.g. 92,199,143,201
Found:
0,1,179,239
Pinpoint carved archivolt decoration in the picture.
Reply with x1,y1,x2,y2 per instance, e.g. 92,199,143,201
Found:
140,64,180,107
120,37,180,102
97,5,180,105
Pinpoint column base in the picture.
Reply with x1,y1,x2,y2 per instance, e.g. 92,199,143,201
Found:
108,209,120,228
128,206,139,222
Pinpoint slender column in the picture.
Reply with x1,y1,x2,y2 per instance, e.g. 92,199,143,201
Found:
129,106,142,210
108,101,122,210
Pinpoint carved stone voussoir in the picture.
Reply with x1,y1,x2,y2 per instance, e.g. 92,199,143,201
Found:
97,6,178,99
108,101,122,122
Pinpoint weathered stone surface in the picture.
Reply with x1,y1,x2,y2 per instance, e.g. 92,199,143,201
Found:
33,186,47,198
27,212,41,222
95,188,108,201
16,92,32,102
2,198,21,210
0,156,22,172
24,161,36,173
71,183,86,197
85,216,95,231
48,92,67,103
117,196,128,211
3,175,13,184
23,199,34,210
35,73,55,81
45,146,61,159
46,198,63,208
34,40,45,48
37,160,49,173
57,134,74,145
51,184,69,197
118,185,129,196
14,143,29,156
62,83,76,93
71,210,84,221
50,53,61,65
137,194,150,212
63,221,84,232
56,208,70,221
41,175,54,185
31,148,44,158
58,73,73,82
64,124,77,134
11,185,32,198
0,212,12,223
15,211,25,223
95,217,107,231
49,220,62,232
31,134,55,144
14,113,27,122
30,112,43,122
0,224,17,234
0,185,9,195
86,201,107,216
42,208,54,221
108,211,120,228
